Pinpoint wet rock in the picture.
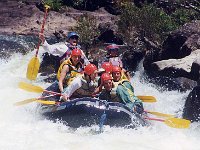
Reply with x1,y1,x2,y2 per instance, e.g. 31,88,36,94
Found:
122,48,145,71
160,20,200,60
142,21,200,95
191,57,200,81
183,86,200,122
143,49,160,71
39,52,60,74
149,49,200,81
0,35,37,59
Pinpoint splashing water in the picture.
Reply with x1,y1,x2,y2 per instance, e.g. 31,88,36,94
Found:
0,37,200,150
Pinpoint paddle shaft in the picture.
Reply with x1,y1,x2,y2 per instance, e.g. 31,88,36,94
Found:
144,117,164,122
34,94,58,100
43,90,62,96
35,7,48,57
14,94,57,106
144,110,174,118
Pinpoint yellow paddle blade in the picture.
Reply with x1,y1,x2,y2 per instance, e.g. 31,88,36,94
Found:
26,56,40,80
36,100,56,105
44,5,51,10
147,111,174,118
165,118,191,129
14,98,37,106
18,82,44,93
137,96,157,102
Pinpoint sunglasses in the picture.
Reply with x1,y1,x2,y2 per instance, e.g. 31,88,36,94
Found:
70,36,78,40
109,48,119,51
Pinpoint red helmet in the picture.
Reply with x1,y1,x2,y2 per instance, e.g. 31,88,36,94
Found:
101,62,112,73
106,44,119,51
84,64,97,75
71,48,82,56
112,66,122,73
101,73,113,82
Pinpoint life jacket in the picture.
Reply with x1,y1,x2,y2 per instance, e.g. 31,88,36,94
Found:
71,77,98,98
109,56,123,68
100,78,130,102
120,71,129,81
57,58,83,86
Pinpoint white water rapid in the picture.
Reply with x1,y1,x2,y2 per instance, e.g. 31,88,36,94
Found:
0,42,200,150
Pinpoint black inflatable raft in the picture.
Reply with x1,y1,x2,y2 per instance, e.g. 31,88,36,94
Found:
39,97,147,128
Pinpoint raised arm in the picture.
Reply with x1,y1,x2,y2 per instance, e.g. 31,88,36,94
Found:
42,40,67,56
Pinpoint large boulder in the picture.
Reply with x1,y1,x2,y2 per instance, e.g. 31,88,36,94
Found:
183,86,200,122
122,48,145,72
150,49,200,81
143,21,200,81
143,49,160,71
160,20,200,60
143,20,200,68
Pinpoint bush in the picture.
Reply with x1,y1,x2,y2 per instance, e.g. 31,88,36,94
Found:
118,3,178,44
43,0,62,11
72,14,100,55
171,8,200,26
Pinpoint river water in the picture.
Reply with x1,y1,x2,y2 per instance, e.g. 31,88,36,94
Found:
0,36,200,150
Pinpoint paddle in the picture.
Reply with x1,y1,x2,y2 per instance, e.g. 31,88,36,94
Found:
14,99,56,106
18,82,60,95
26,5,50,80
121,84,156,102
18,82,156,102
137,96,156,103
144,117,191,129
144,110,174,118
14,93,55,106
36,100,56,105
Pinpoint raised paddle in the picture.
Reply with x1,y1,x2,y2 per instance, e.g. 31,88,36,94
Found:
18,82,157,103
26,5,50,80
144,117,191,129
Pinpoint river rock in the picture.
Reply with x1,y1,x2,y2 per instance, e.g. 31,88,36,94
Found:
183,85,200,122
150,49,200,81
160,20,200,60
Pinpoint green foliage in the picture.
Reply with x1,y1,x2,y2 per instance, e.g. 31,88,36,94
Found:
171,8,200,26
72,14,100,46
118,3,178,43
43,0,62,11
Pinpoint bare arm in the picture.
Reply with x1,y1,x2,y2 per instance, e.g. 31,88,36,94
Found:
58,65,70,92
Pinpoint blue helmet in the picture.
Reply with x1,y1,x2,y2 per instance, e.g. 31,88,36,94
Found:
67,32,79,39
